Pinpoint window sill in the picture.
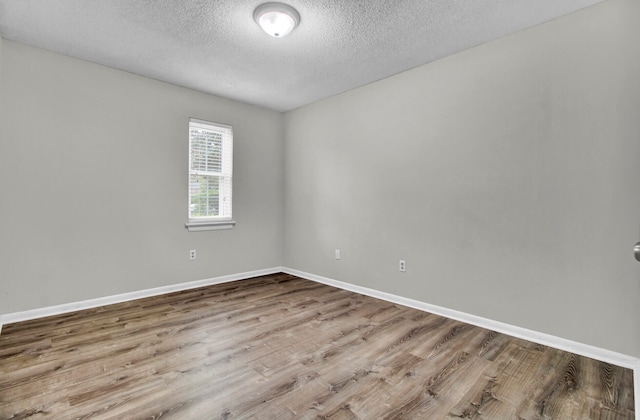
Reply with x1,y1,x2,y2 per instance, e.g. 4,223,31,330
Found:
185,220,236,232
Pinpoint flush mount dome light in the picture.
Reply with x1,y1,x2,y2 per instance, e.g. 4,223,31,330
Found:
254,2,300,38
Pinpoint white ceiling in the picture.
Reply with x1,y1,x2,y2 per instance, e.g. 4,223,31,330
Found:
0,0,604,112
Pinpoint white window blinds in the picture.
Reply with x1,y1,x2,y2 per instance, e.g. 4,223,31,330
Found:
188,118,233,222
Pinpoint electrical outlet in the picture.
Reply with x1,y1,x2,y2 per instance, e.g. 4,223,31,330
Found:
189,249,197,260
399,260,406,272
335,249,341,260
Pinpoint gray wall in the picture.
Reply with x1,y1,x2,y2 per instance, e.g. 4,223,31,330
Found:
0,41,284,313
284,0,640,356
1,1,638,358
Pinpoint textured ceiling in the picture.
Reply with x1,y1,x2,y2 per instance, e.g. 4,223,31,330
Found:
0,0,604,112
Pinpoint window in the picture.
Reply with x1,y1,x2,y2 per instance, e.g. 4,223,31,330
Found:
185,118,235,231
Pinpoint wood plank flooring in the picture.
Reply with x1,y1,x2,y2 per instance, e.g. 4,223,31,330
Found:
0,273,635,419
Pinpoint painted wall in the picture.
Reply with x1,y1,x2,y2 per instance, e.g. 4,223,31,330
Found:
1,0,638,359
0,41,284,314
284,0,640,356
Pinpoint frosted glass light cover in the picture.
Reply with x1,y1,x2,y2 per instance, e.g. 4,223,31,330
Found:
254,3,300,38
259,11,295,37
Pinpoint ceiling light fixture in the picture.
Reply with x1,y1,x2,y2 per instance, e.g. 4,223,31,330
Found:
254,2,300,38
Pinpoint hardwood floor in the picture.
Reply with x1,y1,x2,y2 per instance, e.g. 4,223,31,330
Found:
0,273,635,419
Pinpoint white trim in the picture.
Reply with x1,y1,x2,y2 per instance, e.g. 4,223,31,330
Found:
286,267,639,411
185,220,236,231
189,117,233,131
1,266,637,413
283,267,640,371
635,360,639,419
1,267,283,327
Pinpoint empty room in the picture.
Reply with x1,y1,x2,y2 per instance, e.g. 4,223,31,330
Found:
1,0,638,418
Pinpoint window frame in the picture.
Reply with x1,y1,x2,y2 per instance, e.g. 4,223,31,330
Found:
185,118,235,232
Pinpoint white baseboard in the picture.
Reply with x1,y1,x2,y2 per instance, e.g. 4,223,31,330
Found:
0,267,283,327
2,266,638,415
283,267,640,371
287,268,640,417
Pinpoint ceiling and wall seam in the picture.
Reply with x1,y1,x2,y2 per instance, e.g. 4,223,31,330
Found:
0,0,606,112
